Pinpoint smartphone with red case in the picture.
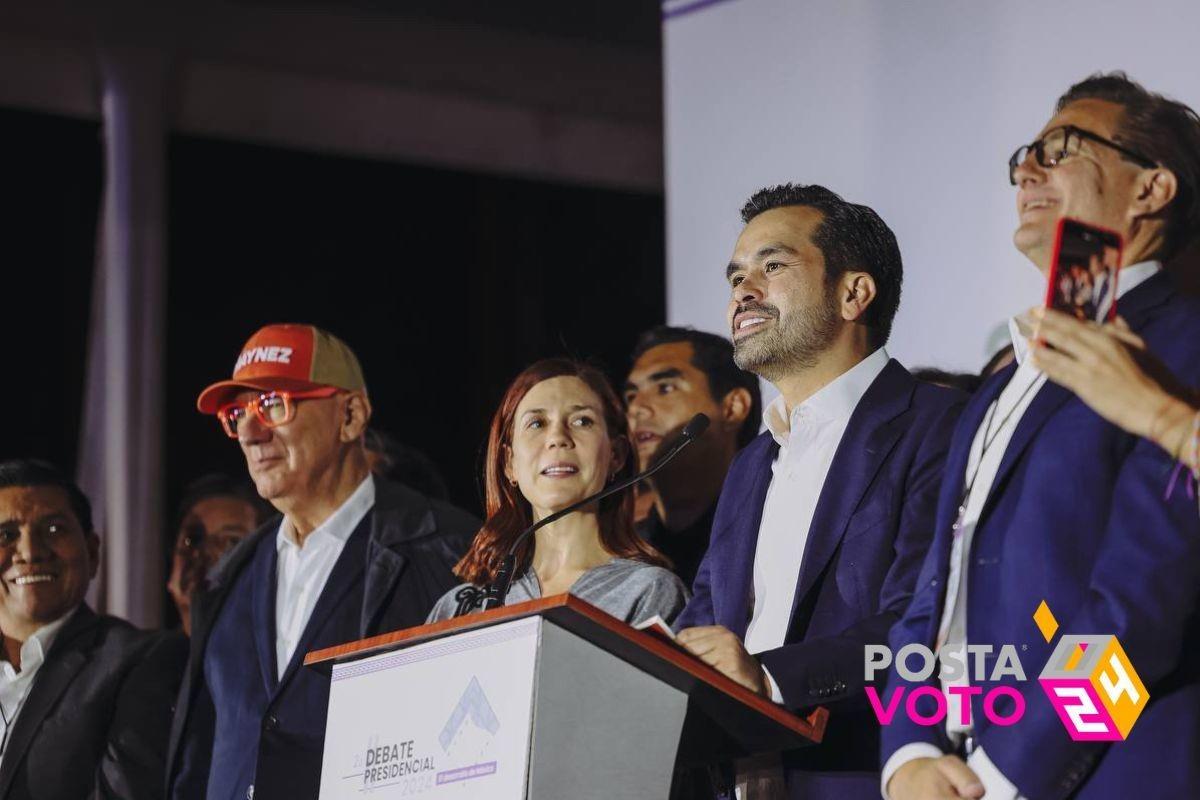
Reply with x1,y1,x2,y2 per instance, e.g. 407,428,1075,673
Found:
1043,217,1123,323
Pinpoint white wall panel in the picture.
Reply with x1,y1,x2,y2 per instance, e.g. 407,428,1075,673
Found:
665,0,1200,371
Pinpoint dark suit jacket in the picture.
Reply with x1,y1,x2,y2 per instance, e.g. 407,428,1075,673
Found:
165,477,477,800
882,272,1200,799
677,359,964,799
0,606,187,800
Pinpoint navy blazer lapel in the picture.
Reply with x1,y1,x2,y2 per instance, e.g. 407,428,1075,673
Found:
790,361,912,615
720,439,777,638
0,607,97,797
360,496,427,635
167,523,271,788
274,516,370,692
1116,270,1172,328
913,369,1006,597
931,365,1010,550
981,274,1173,521
944,372,1004,500
250,534,279,695
360,545,406,635
983,378,1072,519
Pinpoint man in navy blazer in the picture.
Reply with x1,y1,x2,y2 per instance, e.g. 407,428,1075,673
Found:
166,325,477,800
674,184,964,799
883,74,1200,800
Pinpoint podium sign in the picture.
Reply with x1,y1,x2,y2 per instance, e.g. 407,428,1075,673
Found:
319,617,541,798
309,596,826,800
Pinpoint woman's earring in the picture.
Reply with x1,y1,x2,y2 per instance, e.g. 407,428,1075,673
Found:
509,478,518,487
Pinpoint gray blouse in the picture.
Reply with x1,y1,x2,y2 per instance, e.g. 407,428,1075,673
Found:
427,558,689,627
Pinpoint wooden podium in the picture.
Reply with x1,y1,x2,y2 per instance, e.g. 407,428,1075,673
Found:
305,595,827,799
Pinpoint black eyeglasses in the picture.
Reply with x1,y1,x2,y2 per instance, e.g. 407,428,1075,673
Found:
1008,125,1157,185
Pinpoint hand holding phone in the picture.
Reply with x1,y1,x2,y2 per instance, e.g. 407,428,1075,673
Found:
1044,218,1123,323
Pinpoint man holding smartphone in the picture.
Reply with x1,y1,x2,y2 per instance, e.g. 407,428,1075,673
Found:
883,73,1200,799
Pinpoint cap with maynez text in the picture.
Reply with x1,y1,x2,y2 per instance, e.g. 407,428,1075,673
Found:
196,324,366,414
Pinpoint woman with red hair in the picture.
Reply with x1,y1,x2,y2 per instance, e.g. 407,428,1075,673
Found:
427,358,687,624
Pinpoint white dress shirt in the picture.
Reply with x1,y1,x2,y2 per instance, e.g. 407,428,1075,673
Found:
0,607,77,767
745,347,891,655
736,347,889,799
881,261,1161,800
274,475,375,679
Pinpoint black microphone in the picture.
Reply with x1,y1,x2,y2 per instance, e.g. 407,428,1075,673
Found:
470,413,710,613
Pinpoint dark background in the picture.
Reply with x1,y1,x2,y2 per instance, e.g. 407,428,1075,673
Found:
3,108,665,605
165,134,665,515
2,108,102,473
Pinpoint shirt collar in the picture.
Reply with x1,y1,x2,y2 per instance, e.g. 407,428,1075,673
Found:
1009,260,1162,364
6,606,78,675
763,347,890,446
277,474,376,552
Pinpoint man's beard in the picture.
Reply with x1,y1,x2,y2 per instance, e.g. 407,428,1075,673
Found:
732,288,841,382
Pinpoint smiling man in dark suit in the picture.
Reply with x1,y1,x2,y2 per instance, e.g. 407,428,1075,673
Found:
166,324,478,800
884,73,1200,800
674,184,964,799
0,459,186,800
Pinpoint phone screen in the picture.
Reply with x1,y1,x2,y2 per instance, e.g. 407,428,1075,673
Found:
1044,218,1124,323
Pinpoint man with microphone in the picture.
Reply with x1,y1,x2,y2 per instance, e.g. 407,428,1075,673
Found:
674,184,965,798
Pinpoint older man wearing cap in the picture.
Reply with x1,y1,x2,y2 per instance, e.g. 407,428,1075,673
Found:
166,324,479,800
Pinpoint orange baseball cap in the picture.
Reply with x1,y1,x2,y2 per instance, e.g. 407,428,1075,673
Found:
196,324,367,414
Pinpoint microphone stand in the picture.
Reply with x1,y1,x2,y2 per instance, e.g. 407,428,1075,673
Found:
469,413,710,614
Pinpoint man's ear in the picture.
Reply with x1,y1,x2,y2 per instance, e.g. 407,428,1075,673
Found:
1132,167,1178,219
87,531,101,580
840,272,877,323
341,393,372,442
721,387,753,432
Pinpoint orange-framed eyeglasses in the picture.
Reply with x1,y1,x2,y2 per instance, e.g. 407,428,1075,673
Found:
216,387,342,439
